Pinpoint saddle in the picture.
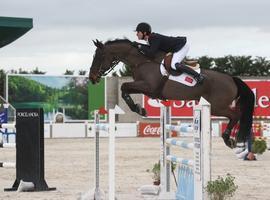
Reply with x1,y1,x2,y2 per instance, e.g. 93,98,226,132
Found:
163,53,200,75
155,53,201,100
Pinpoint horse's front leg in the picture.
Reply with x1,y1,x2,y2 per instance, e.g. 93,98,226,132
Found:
121,81,151,116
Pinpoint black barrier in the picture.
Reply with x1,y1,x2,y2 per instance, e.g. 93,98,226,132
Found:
5,108,56,191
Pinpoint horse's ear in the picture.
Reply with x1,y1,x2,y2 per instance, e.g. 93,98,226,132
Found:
93,39,104,49
93,40,98,47
96,40,104,49
93,39,101,48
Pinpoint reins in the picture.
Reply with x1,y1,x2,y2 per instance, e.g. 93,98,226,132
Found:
99,45,134,77
101,60,120,76
98,43,164,77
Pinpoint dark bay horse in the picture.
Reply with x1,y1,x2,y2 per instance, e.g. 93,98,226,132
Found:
89,39,255,160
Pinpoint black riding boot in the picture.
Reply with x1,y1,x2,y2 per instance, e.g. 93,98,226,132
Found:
175,63,204,84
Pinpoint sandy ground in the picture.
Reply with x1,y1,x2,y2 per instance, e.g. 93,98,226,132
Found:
0,137,270,200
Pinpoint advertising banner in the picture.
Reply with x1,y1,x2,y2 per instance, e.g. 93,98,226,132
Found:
138,122,177,137
6,74,105,122
88,78,106,120
220,122,262,137
246,80,270,118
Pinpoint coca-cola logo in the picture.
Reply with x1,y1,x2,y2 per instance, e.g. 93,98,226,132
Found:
138,123,161,137
143,125,161,135
139,123,177,137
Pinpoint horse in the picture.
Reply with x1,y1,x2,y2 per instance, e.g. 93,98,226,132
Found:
89,39,255,160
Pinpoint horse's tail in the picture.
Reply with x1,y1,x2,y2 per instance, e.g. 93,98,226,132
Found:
232,77,255,142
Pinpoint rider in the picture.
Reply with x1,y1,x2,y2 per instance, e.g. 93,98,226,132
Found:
134,22,204,84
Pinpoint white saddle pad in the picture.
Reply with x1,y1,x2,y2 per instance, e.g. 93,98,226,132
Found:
160,63,201,87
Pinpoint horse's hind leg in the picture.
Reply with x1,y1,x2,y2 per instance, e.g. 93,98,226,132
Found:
213,107,241,148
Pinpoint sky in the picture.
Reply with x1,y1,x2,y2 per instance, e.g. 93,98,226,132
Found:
0,0,270,75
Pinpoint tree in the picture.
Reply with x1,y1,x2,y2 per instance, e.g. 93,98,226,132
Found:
64,69,74,75
0,69,6,96
197,56,214,70
211,56,230,74
9,69,18,74
30,67,46,74
18,68,29,74
249,57,270,76
78,70,87,75
227,55,253,76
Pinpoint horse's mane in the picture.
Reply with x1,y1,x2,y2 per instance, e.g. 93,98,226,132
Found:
103,38,164,62
104,38,132,46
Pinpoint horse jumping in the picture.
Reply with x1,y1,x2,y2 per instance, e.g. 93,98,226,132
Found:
89,39,255,160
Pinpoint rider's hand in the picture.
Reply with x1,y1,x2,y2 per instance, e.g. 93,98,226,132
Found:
132,41,142,49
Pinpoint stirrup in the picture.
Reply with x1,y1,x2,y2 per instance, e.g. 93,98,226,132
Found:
174,62,182,68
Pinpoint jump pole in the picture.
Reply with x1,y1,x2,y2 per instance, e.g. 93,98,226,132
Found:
159,105,174,199
91,105,124,200
109,108,115,200
159,98,211,200
193,98,211,200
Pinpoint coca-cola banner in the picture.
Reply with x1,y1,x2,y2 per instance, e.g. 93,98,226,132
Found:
143,80,270,118
138,122,177,137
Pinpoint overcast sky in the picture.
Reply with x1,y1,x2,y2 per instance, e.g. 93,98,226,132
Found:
0,0,270,75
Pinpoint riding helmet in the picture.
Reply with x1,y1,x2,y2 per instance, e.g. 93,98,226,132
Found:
135,22,152,34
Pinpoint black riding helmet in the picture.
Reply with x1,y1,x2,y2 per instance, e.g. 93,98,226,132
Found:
135,22,152,34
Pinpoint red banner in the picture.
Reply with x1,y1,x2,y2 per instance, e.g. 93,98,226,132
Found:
143,80,270,118
220,122,262,137
246,80,270,117
138,122,177,137
143,97,196,118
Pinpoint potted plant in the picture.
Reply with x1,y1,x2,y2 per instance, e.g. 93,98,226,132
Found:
150,161,177,186
151,161,160,185
206,174,238,200
252,136,267,155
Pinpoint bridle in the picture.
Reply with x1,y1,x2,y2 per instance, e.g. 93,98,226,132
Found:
100,60,120,76
95,45,134,78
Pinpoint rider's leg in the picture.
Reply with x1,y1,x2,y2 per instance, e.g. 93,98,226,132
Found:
171,43,204,84
175,63,205,84
171,42,190,68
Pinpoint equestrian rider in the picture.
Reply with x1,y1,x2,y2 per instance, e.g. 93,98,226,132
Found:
134,22,204,84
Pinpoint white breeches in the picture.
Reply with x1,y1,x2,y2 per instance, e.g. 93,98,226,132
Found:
170,43,190,70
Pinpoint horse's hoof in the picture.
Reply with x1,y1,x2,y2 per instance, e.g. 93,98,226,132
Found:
228,138,237,148
222,133,236,149
135,104,147,117
141,108,147,117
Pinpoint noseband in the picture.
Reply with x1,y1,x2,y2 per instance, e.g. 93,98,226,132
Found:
99,60,120,77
